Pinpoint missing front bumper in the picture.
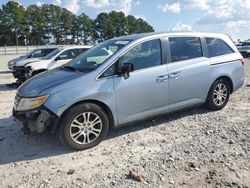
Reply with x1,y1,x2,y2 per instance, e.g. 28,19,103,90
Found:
13,108,58,133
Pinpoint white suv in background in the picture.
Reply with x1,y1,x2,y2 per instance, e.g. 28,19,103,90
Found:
12,46,92,83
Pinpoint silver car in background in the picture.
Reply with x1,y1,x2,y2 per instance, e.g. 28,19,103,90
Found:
237,41,250,58
13,32,245,150
8,47,58,70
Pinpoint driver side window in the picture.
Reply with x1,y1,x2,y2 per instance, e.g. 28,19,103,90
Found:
120,39,162,71
99,39,162,78
30,50,42,58
58,50,75,60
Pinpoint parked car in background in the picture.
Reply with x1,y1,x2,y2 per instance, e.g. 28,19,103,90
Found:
8,47,58,70
236,42,250,58
13,32,244,150
12,46,92,83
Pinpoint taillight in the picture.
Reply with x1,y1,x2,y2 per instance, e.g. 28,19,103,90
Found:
240,59,245,65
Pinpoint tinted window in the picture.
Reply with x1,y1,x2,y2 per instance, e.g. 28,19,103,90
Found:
71,49,82,57
42,48,56,55
100,63,117,78
79,48,89,54
30,50,42,58
42,49,61,60
169,37,202,62
120,39,161,71
59,49,76,60
206,38,234,57
28,48,56,58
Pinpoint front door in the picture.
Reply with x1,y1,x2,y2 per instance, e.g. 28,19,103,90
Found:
113,39,170,125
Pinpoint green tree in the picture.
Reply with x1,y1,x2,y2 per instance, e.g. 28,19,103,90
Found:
126,15,138,34
94,12,112,41
26,5,46,45
94,11,127,41
0,2,155,46
127,15,154,34
41,4,62,44
59,8,74,44
94,11,154,42
0,1,28,45
135,18,154,33
72,13,94,44
108,11,127,37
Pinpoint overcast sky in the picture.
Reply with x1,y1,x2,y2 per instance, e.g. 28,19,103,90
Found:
1,0,250,41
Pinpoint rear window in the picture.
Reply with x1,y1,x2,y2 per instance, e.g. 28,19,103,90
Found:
169,37,203,62
205,38,234,57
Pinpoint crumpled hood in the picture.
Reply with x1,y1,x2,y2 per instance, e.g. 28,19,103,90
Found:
15,58,43,67
18,69,84,97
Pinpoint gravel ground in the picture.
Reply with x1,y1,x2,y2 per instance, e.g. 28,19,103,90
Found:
0,59,249,188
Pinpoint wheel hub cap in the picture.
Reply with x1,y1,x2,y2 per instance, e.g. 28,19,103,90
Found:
69,112,102,145
213,83,227,106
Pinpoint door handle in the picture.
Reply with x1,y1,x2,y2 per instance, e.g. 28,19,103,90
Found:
169,71,181,78
156,74,169,82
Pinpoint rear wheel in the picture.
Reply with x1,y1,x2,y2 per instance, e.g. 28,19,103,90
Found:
58,103,109,150
206,79,230,111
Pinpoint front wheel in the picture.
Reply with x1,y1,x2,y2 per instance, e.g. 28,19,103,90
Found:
206,79,230,111
58,103,109,150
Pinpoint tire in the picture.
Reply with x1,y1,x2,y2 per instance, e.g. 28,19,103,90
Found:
58,103,109,150
206,79,230,111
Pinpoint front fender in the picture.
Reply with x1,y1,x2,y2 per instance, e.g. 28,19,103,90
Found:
41,76,118,126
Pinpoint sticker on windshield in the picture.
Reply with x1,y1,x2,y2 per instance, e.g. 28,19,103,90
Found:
115,41,130,45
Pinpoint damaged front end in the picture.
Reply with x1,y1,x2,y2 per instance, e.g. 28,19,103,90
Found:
12,66,32,83
13,94,58,134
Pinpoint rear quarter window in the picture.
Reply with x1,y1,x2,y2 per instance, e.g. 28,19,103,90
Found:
205,37,234,57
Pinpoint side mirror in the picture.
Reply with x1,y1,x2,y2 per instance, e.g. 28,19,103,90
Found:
117,59,134,79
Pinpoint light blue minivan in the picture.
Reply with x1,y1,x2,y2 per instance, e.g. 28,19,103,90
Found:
13,32,245,150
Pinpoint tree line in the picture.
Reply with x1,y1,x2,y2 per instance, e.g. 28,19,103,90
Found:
0,1,154,46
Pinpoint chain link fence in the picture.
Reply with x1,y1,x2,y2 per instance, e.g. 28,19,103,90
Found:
0,45,75,55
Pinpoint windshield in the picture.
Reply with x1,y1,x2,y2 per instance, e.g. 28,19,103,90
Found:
63,39,131,72
41,48,61,60
25,49,37,58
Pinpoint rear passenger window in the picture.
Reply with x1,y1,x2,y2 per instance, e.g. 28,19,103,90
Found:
169,37,202,62
205,38,234,57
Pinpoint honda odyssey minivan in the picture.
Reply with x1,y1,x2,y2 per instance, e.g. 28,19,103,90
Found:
13,32,245,150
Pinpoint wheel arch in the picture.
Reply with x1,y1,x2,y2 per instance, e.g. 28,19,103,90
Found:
214,75,234,94
205,75,234,102
56,99,115,132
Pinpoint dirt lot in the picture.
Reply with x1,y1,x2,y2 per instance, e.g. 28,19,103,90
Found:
0,58,249,188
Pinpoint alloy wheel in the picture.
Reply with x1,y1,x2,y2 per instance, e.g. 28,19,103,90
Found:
69,112,102,145
213,83,228,106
